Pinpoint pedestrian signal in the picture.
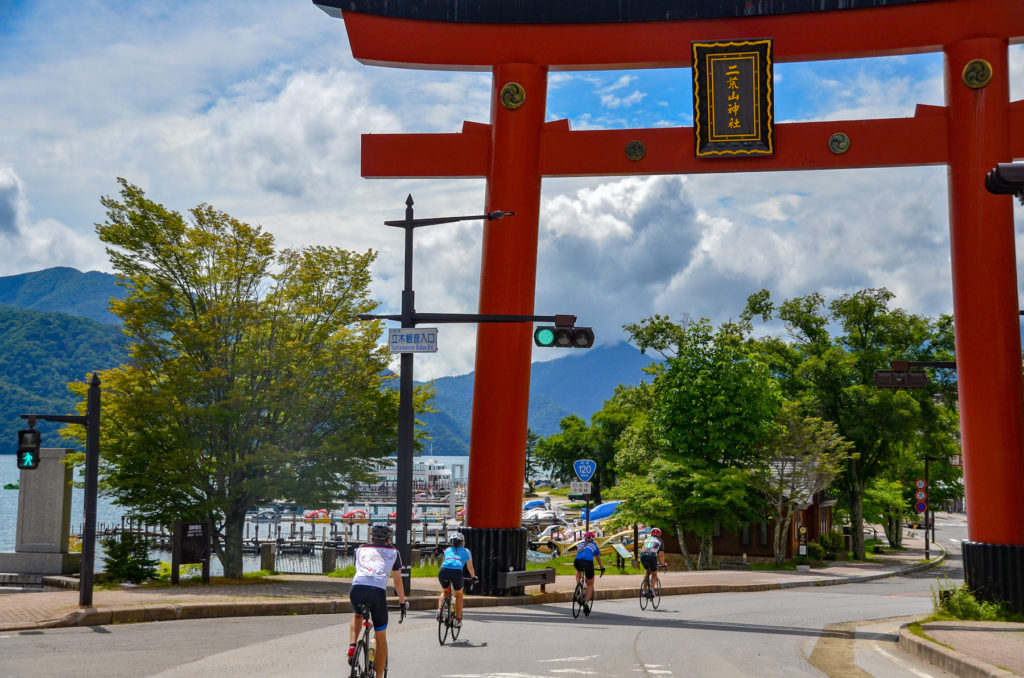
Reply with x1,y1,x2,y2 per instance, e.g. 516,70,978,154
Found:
17,429,40,470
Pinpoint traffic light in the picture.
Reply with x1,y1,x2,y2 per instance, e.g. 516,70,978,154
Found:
533,325,594,348
986,162,1024,204
16,428,40,470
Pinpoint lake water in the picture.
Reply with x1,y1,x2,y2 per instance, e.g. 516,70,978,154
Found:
0,455,472,575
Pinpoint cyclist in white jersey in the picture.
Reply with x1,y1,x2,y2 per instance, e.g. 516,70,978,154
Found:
348,524,408,678
436,532,476,627
640,527,667,593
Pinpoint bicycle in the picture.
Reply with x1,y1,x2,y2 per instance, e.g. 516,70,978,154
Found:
571,568,604,618
639,564,668,610
438,576,476,645
350,601,407,678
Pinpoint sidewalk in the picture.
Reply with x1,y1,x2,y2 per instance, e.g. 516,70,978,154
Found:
1,537,1019,677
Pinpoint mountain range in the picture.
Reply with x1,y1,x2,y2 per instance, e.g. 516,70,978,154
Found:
0,268,656,455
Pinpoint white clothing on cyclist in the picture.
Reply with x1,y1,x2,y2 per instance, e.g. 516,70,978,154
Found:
351,543,402,589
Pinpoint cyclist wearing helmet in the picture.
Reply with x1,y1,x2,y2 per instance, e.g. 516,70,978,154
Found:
349,524,408,678
436,532,476,628
573,531,605,614
640,527,667,594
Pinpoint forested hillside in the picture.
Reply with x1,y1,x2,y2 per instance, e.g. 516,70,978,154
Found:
0,306,126,452
0,268,657,457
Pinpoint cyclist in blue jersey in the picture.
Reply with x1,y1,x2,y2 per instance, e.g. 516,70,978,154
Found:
348,524,408,678
436,532,476,628
573,531,605,613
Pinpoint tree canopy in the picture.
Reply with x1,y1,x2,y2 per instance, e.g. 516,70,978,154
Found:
67,179,414,577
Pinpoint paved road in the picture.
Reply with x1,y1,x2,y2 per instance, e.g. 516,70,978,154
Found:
0,574,961,677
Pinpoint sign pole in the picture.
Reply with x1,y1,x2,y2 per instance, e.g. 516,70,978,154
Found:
585,495,590,534
924,458,930,561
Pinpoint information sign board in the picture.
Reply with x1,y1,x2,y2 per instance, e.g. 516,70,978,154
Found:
570,481,592,496
389,327,438,353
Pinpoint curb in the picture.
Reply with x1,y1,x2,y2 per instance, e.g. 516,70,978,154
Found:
898,625,1016,678
8,549,948,633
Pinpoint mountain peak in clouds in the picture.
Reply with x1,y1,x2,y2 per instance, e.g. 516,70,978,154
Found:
0,267,121,325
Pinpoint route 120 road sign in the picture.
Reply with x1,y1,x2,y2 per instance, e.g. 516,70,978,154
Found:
573,459,596,482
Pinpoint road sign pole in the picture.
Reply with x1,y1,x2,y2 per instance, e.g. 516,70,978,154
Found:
585,495,590,534
924,458,930,561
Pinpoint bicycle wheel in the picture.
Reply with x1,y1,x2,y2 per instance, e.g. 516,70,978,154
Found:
449,596,462,641
350,638,369,678
571,581,584,618
639,578,650,610
651,579,662,609
438,594,451,646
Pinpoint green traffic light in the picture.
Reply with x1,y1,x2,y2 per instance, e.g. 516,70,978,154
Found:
534,327,556,346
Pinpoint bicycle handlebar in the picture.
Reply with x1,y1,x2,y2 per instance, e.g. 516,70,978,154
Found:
387,603,408,623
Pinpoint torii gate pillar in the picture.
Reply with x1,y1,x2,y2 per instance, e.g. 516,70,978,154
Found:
469,63,548,529
946,37,1024,605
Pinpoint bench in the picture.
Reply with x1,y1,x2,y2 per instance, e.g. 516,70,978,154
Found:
497,566,556,593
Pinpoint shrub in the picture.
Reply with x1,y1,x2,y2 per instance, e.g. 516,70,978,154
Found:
932,577,1008,621
805,542,825,562
154,561,203,581
816,531,846,559
100,533,159,584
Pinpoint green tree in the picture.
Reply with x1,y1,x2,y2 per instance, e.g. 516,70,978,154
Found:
862,477,908,547
535,408,621,506
742,288,959,559
524,428,541,493
750,400,852,564
620,317,781,569
67,179,416,578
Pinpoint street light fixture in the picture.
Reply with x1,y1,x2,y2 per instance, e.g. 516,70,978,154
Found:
359,195,593,594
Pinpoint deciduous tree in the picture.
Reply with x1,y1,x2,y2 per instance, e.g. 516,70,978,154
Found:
67,179,417,578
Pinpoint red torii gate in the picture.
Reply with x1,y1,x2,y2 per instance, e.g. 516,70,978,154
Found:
316,0,1024,601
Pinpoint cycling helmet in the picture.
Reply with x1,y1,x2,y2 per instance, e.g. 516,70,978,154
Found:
370,524,392,544
450,532,465,545
650,527,662,536
584,531,596,540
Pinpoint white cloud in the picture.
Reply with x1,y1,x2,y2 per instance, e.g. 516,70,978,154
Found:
0,1,1020,381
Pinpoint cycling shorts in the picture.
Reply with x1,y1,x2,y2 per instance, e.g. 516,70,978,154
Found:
350,584,389,631
438,566,465,591
640,553,660,573
574,558,596,580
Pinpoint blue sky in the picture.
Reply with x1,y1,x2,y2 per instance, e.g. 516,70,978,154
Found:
0,1,1021,378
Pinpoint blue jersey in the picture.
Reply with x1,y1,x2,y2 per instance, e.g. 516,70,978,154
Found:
441,545,472,570
576,540,601,561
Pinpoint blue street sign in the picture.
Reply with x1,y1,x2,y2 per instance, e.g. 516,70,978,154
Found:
573,459,596,482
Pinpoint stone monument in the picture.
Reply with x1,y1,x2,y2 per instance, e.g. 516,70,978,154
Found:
0,448,81,574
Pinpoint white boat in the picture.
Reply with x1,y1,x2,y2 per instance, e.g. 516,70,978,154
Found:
375,458,455,488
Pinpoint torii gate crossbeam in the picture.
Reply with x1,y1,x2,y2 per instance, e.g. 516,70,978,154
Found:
317,0,1024,607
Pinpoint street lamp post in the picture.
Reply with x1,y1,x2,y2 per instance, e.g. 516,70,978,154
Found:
360,195,592,594
368,196,513,592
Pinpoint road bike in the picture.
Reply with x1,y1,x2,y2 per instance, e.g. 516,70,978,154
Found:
639,564,668,610
438,576,476,645
350,601,406,678
571,568,604,618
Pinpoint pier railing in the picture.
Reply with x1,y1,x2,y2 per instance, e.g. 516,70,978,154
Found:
80,513,461,576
